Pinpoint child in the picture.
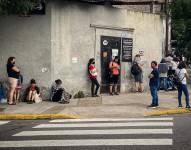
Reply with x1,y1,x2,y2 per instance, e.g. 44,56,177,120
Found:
26,79,40,104
148,61,159,108
14,74,23,103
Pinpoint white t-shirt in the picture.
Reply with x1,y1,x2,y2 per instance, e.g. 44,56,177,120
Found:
176,68,187,85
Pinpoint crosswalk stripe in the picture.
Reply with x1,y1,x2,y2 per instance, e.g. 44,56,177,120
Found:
0,139,173,147
0,121,9,125
13,129,173,136
34,122,173,128
50,117,173,123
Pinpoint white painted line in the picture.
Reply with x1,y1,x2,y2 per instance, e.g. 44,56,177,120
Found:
0,139,173,147
50,117,173,123
14,129,173,136
0,121,10,125
34,122,173,128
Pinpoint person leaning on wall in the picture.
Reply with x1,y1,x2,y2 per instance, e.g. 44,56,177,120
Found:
6,57,20,105
88,58,100,97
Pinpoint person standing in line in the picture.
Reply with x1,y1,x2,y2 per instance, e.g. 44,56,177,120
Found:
158,58,168,91
148,61,159,108
176,62,190,108
88,58,100,97
14,74,23,103
6,57,20,105
132,54,144,92
109,56,120,95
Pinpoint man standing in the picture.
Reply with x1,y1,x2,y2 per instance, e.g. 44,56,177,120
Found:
148,61,159,108
158,58,168,91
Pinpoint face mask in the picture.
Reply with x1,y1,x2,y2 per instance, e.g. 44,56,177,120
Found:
92,62,95,64
12,61,15,64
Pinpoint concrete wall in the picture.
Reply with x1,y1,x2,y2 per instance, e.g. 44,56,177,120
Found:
0,1,166,98
0,5,51,98
51,1,165,94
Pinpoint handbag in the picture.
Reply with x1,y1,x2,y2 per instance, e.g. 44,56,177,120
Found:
175,70,185,88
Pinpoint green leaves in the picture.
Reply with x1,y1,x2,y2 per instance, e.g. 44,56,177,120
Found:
0,0,38,15
171,0,191,61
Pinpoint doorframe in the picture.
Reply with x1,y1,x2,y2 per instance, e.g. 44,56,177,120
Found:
100,35,122,94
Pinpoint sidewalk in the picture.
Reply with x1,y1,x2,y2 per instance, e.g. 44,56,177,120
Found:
0,91,191,119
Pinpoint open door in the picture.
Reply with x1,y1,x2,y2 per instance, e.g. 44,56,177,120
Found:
100,36,121,93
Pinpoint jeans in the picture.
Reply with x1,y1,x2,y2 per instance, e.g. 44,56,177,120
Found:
178,84,190,107
150,86,158,106
159,77,167,90
90,78,100,96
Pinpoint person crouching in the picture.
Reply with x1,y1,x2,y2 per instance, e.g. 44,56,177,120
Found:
51,79,72,104
26,79,40,104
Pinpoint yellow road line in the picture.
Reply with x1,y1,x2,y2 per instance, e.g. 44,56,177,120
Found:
148,108,191,116
0,114,80,120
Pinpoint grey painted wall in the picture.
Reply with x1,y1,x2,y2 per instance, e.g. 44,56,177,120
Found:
0,1,166,99
51,1,165,95
0,5,51,98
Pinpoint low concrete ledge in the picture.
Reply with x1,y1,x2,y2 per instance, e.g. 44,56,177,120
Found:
0,114,80,120
147,108,191,116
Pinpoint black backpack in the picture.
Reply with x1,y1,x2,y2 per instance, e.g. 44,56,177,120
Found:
131,63,141,76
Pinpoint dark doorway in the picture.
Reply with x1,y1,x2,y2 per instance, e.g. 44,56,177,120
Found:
100,36,121,93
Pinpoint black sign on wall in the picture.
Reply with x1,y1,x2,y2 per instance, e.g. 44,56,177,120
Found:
122,38,133,62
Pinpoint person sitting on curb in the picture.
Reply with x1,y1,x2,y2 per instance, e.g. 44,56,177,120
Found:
51,79,72,104
25,79,40,104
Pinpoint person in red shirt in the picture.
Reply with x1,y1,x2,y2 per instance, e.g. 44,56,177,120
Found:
88,58,100,97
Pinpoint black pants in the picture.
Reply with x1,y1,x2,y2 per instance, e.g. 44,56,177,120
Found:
90,78,100,96
52,89,63,102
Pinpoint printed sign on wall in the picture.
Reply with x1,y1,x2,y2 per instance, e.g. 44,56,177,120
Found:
122,38,133,62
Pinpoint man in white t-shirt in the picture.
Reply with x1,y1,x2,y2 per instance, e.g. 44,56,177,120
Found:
176,62,190,108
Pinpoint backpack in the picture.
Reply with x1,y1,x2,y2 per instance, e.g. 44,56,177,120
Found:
131,62,141,76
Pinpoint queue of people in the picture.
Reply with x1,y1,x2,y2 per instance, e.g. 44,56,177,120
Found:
88,54,190,109
5,57,71,105
2,55,191,109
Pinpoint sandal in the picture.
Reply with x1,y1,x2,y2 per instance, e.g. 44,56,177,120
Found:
8,103,16,105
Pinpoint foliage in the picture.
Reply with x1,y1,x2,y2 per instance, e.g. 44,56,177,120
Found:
171,0,191,62
0,0,38,15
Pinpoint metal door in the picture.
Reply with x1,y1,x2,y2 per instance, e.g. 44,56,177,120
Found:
100,36,121,93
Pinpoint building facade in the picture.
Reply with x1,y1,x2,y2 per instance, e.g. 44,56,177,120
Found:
0,0,166,98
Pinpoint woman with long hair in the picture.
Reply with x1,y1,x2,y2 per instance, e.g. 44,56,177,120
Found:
109,56,120,95
88,58,100,97
176,62,190,108
7,57,20,105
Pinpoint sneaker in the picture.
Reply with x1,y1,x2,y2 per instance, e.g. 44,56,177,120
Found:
178,105,183,108
114,92,119,95
109,93,114,96
186,106,191,109
147,105,156,108
27,101,33,104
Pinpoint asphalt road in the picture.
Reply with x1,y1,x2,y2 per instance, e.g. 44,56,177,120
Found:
0,114,190,150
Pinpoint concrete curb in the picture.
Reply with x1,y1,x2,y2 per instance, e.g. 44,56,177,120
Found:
148,108,191,116
0,114,80,120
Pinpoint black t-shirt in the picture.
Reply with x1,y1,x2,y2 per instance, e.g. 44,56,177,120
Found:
7,64,19,79
149,68,159,87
